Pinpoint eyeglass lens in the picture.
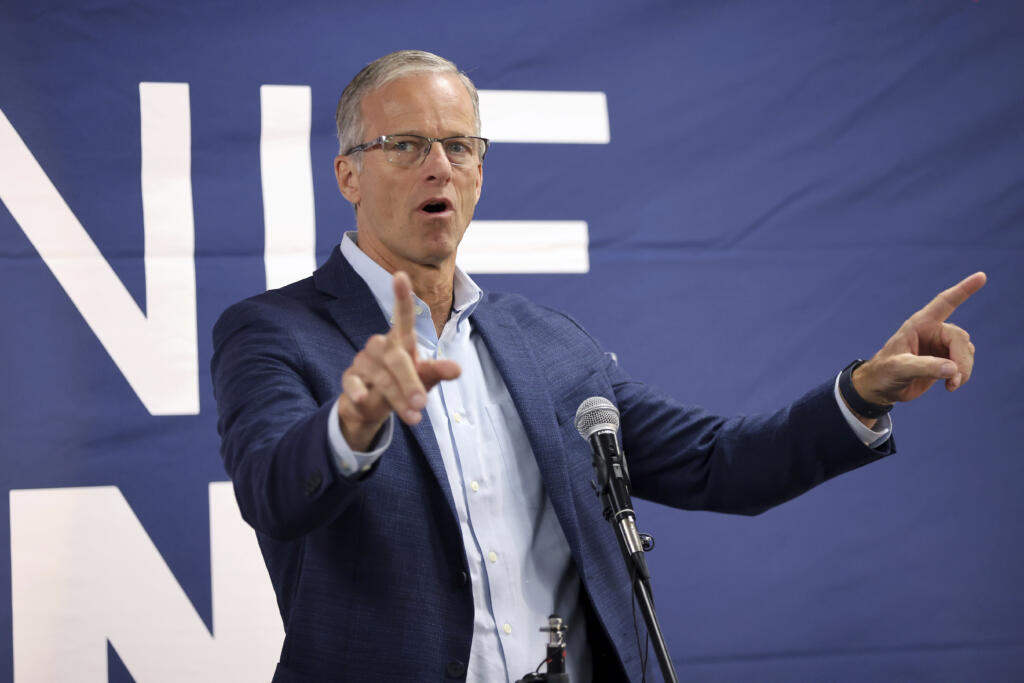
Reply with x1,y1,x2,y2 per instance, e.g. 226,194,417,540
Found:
382,135,482,166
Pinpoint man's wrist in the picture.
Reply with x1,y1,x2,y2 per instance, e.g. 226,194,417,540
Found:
840,359,893,420
833,373,893,447
337,399,389,453
328,399,393,477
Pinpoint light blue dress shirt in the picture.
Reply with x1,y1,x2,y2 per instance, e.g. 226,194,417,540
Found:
329,233,591,683
326,232,892,681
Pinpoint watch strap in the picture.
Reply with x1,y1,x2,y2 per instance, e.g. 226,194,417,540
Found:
839,359,893,419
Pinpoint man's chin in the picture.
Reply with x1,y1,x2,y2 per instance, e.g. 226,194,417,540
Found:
400,239,459,270
413,225,466,261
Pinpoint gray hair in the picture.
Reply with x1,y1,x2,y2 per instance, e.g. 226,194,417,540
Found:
335,50,481,161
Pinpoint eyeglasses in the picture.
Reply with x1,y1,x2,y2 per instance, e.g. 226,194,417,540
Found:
345,134,490,167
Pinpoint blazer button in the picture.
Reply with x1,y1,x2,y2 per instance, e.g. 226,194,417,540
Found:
304,471,323,497
445,660,466,678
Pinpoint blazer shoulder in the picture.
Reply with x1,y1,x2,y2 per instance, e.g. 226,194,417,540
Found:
213,276,321,342
481,291,602,348
477,291,617,398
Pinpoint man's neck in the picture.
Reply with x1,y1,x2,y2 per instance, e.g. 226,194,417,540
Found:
356,237,455,336
407,266,454,337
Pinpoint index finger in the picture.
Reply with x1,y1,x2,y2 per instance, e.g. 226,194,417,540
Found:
918,271,987,322
391,271,418,357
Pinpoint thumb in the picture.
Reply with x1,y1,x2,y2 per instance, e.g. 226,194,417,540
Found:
418,358,462,390
888,353,957,382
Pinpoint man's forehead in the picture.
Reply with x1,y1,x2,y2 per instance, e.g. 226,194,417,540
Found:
361,72,475,133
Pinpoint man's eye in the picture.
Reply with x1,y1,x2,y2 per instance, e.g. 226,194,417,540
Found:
388,138,423,154
445,141,470,155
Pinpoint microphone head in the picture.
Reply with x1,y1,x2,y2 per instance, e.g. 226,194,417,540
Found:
574,396,620,440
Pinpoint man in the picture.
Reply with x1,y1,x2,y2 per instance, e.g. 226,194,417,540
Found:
211,50,983,682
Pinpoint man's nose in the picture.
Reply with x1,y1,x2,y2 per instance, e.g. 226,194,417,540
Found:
421,141,453,180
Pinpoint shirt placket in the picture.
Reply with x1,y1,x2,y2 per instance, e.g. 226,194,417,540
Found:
433,320,516,680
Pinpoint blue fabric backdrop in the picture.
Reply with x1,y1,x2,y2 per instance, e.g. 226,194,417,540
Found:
1,0,1022,680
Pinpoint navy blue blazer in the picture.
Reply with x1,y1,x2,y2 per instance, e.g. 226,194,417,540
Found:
211,247,893,682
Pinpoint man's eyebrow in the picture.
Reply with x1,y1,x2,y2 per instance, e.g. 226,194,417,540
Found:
392,131,475,138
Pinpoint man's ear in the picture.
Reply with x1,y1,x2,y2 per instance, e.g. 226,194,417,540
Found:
334,155,361,206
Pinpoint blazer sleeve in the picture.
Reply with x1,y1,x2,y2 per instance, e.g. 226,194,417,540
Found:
606,351,895,516
211,297,366,540
527,301,895,517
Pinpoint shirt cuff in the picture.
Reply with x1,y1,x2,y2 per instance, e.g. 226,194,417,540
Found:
327,397,394,477
833,372,892,448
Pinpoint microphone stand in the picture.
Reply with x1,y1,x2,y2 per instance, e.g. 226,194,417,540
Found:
590,431,679,683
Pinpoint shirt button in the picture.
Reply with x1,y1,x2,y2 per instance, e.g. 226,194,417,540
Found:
414,304,424,315
503,623,512,635
470,480,480,492
487,551,497,563
452,412,463,423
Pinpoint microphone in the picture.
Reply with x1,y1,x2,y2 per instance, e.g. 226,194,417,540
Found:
574,397,650,583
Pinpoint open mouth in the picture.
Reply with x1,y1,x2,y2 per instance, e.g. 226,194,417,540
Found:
419,199,452,214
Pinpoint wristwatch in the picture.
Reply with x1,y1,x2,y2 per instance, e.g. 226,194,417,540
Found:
839,359,893,419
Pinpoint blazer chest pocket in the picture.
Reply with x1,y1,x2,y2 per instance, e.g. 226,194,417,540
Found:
554,371,617,478
554,370,616,428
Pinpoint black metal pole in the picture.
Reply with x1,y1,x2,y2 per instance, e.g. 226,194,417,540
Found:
631,575,679,683
589,430,679,683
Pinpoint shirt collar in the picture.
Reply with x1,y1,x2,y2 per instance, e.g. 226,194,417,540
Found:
339,232,482,340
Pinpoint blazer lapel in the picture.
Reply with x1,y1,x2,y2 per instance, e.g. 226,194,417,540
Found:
471,296,584,562
312,249,460,522
313,248,389,353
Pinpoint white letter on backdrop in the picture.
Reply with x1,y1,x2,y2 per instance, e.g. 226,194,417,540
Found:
10,483,283,682
260,84,317,290
0,83,198,415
